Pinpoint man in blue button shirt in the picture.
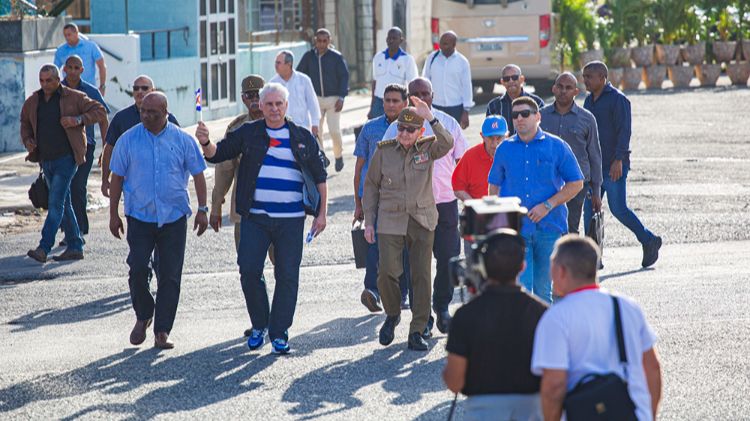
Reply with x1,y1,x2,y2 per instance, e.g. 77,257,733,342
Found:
582,61,662,268
61,55,110,238
54,23,107,93
109,92,208,350
488,97,583,303
353,83,411,313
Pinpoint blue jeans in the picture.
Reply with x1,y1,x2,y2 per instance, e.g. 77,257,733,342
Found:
583,166,655,245
65,143,95,235
39,154,83,254
520,228,560,303
238,213,304,341
126,216,186,333
369,96,384,119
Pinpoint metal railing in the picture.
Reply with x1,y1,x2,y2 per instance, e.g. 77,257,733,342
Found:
132,26,189,61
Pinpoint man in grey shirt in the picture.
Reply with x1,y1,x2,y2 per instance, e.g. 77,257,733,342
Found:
540,72,602,234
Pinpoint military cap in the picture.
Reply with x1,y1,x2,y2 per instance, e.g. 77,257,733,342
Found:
242,75,265,92
397,107,424,128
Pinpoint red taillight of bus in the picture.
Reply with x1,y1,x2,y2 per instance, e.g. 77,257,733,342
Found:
539,14,550,49
431,18,440,50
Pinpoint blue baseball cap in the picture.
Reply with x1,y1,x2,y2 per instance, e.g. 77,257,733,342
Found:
482,115,509,137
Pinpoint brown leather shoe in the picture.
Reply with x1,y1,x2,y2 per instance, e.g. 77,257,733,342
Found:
27,248,47,263
52,249,84,261
129,318,152,345
154,332,174,349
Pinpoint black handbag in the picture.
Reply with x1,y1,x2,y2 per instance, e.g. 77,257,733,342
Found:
563,296,638,421
28,169,49,210
588,210,604,249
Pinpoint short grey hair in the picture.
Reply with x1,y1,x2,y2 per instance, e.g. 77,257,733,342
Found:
259,82,289,103
39,63,61,79
134,74,155,88
279,50,294,66
501,64,522,76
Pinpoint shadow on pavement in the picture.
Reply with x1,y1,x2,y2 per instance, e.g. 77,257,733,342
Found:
0,315,402,418
413,398,464,421
0,254,76,284
600,267,654,282
282,315,446,418
7,292,131,332
325,194,355,217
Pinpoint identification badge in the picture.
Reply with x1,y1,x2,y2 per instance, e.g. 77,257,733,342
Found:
413,152,429,164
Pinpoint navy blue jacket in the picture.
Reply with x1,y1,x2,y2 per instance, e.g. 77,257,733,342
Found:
583,83,631,171
206,118,327,217
485,89,545,134
296,47,349,98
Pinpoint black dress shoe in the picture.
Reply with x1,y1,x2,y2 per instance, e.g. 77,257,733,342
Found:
436,310,451,334
407,332,428,351
641,236,662,268
422,315,434,339
379,315,400,346
335,157,344,172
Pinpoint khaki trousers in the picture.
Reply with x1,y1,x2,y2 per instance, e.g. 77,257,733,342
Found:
378,217,434,334
317,95,343,159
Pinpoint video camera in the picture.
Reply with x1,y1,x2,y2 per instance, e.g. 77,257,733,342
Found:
449,196,527,297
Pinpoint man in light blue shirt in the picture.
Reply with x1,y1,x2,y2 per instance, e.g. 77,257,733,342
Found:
109,92,208,350
54,23,107,93
488,97,583,303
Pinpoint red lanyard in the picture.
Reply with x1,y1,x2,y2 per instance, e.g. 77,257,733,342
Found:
568,284,600,295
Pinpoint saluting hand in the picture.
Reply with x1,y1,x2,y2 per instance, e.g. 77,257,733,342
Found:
410,96,434,122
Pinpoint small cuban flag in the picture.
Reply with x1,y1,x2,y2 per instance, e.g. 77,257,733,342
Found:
195,88,202,112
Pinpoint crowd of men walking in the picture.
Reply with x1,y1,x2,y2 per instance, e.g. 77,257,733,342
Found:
19,22,663,419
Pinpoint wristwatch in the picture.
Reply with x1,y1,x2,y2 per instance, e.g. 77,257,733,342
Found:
429,117,439,126
543,200,553,211
75,115,83,125
197,205,209,214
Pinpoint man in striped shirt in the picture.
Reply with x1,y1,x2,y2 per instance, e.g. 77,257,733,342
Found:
197,83,328,355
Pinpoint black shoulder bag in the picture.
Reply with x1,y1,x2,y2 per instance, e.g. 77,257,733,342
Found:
28,168,49,210
563,296,638,421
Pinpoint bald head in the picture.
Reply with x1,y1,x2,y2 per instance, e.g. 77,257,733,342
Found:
65,55,83,67
552,71,580,107
439,31,458,57
555,71,577,85
408,77,433,107
140,92,169,133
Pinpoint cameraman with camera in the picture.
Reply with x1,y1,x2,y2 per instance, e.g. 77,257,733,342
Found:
443,229,548,420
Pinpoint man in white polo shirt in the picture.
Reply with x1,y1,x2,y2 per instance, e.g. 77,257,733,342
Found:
531,235,662,420
369,27,418,119
422,31,474,129
270,50,321,137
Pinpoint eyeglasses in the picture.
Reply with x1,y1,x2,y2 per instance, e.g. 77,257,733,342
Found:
511,109,536,119
133,85,151,92
242,91,260,100
397,125,419,133
501,75,521,82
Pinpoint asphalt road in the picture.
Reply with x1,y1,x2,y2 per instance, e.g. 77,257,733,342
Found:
1,87,750,420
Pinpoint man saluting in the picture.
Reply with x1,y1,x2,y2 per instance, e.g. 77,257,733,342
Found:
363,96,454,351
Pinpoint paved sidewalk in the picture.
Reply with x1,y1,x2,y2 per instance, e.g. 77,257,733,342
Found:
0,92,372,215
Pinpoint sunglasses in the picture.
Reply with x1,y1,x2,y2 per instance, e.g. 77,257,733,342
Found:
397,125,419,133
242,91,260,99
133,85,151,92
511,109,536,119
501,75,521,82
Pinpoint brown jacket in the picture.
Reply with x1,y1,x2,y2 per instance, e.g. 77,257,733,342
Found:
363,121,454,235
20,86,108,165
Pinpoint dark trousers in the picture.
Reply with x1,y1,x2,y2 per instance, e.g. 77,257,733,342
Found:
126,215,187,333
566,182,589,234
433,200,460,313
364,225,410,302
433,104,464,123
65,143,95,235
238,213,304,341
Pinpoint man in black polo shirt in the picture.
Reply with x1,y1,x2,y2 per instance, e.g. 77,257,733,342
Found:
443,230,548,420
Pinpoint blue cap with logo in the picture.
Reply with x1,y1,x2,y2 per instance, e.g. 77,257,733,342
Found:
482,115,509,137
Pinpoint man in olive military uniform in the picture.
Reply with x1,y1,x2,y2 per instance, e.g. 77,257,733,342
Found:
363,97,454,351
210,75,265,249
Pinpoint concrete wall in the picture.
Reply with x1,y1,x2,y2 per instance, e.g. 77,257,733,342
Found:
0,56,25,153
90,0,198,60
140,57,200,125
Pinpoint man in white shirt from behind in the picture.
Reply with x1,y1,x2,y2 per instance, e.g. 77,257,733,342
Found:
422,31,474,129
271,50,321,137
531,235,663,420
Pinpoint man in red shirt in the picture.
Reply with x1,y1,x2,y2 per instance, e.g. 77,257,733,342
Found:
452,115,508,201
